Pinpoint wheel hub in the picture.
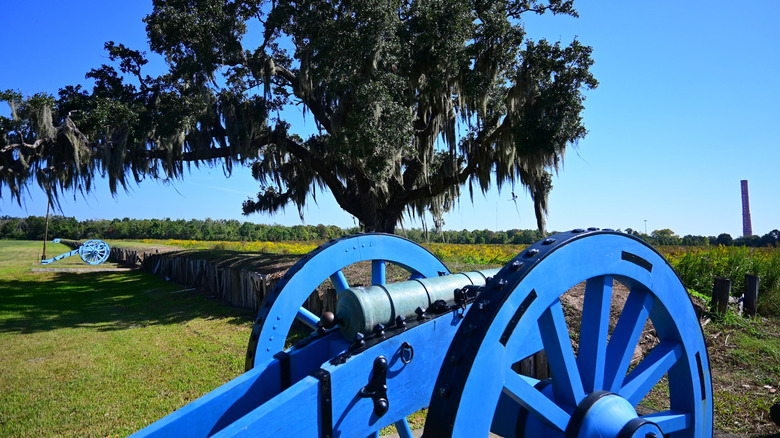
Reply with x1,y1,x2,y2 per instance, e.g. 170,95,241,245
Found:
566,391,661,438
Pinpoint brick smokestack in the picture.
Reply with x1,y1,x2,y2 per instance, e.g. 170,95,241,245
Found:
741,180,753,237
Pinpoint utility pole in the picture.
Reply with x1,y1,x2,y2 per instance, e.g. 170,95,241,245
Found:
42,202,51,261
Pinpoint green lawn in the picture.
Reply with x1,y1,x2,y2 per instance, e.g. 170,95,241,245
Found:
3,239,780,436
0,241,255,437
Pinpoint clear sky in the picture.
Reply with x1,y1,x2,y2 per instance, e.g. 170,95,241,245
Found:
1,0,778,238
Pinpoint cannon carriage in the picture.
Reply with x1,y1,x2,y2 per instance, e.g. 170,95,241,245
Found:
131,229,711,437
41,239,110,265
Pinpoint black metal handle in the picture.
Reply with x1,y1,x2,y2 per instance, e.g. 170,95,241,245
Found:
358,356,389,417
401,342,414,364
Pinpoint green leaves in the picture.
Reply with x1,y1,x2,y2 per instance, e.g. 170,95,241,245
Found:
1,0,597,234
145,0,260,80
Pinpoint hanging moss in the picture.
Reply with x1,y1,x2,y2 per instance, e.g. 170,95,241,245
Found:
0,1,596,234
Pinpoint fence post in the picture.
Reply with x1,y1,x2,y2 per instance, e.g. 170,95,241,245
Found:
711,277,731,314
744,274,760,317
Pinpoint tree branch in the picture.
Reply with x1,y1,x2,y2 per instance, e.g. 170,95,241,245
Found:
401,156,478,206
268,63,334,134
279,136,358,217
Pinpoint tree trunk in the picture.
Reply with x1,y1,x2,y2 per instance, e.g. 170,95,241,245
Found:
352,186,404,234
534,195,547,238
358,204,402,234
365,211,401,234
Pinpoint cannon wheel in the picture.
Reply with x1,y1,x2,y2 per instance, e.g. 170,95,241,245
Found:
245,233,449,365
425,229,712,437
245,233,449,438
78,239,110,265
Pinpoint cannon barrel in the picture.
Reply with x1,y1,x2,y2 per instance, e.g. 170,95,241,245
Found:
336,268,501,340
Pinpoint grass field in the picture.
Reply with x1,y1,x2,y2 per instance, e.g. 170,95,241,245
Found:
0,241,255,437
2,239,780,436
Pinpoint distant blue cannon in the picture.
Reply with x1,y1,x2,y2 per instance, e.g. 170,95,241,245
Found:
131,231,712,437
42,239,110,265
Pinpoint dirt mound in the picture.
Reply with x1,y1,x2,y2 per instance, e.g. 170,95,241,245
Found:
560,281,660,365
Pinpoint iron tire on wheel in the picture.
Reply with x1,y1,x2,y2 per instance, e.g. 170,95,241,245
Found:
78,239,110,265
425,229,712,438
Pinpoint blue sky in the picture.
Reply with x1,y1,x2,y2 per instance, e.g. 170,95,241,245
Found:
1,1,778,237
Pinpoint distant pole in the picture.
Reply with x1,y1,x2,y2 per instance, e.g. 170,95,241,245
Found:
744,274,759,317
42,202,51,261
644,220,647,235
741,180,753,237
711,277,731,314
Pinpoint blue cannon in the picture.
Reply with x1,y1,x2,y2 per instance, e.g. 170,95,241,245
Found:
131,230,712,437
41,239,110,265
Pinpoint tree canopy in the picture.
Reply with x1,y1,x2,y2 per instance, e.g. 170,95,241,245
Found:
0,0,596,233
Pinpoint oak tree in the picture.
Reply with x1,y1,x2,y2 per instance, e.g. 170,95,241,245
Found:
0,0,596,233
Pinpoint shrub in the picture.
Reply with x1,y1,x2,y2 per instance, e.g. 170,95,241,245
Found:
669,246,780,316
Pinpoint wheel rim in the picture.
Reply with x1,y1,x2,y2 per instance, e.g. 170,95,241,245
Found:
245,233,449,370
245,233,449,438
79,239,110,265
425,230,712,438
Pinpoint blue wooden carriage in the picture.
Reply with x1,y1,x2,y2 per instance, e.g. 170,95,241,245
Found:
41,239,110,265
131,230,712,437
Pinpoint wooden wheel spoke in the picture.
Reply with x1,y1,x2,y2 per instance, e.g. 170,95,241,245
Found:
619,340,682,405
295,306,320,329
539,299,586,406
372,260,387,285
330,270,349,293
503,372,570,432
641,410,691,434
605,287,654,392
577,275,613,392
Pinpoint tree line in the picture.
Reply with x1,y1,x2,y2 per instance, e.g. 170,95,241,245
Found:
1,216,778,248
0,216,353,243
623,228,780,249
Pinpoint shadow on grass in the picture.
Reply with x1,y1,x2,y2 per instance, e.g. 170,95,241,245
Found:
0,270,254,334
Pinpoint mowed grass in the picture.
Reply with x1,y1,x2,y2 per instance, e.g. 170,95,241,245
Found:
0,241,255,437
5,238,780,436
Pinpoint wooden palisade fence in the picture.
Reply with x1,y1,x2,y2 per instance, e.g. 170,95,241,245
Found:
54,240,348,316
109,245,340,316
110,246,288,311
